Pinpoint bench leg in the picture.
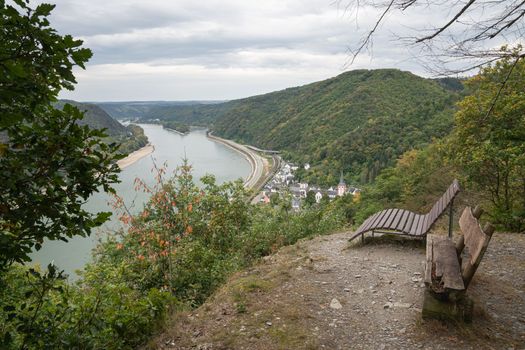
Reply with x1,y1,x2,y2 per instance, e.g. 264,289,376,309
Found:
361,233,364,244
422,290,473,323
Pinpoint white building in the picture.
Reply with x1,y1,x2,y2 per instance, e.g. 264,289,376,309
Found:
315,191,323,203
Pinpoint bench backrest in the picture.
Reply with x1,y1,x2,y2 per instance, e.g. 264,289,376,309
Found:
424,179,461,232
458,206,494,288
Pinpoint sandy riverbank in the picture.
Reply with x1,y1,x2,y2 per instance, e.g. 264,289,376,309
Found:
116,143,155,170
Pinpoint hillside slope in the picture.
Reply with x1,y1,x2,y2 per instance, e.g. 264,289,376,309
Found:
152,230,524,350
94,70,462,185
212,69,461,184
57,100,148,154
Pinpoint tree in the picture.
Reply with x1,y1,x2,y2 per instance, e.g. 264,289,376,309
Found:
304,191,316,207
0,0,120,268
449,51,525,230
342,0,525,74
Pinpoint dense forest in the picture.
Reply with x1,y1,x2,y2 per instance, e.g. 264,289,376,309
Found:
212,70,463,185
106,70,463,185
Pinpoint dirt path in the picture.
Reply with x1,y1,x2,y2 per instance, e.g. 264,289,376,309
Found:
152,231,525,350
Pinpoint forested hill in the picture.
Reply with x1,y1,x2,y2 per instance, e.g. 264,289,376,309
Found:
93,69,463,185
57,100,128,136
212,69,462,185
57,100,149,154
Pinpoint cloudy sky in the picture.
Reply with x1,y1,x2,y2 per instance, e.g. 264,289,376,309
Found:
37,0,507,101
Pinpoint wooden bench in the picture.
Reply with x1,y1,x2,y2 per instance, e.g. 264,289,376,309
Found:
422,205,495,322
349,179,460,243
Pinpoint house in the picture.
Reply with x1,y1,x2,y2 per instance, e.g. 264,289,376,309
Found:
327,188,337,199
315,191,323,203
337,171,347,197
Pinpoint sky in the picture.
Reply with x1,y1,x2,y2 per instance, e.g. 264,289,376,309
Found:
34,0,511,101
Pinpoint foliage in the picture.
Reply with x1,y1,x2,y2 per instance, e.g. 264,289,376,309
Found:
0,1,120,268
448,51,525,231
160,120,190,134
348,142,456,226
97,70,462,186
0,263,174,349
1,160,346,348
118,124,149,155
210,69,460,186
103,162,346,304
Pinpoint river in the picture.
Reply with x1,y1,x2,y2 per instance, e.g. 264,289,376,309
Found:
29,124,251,279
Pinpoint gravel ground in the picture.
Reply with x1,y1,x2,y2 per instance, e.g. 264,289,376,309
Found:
151,230,525,350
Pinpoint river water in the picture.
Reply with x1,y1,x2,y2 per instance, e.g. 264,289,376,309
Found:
30,124,251,279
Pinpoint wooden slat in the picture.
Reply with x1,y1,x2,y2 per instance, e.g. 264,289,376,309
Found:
425,234,465,292
438,197,443,216
385,209,400,228
359,214,376,232
395,210,410,231
409,215,421,235
369,210,388,230
428,205,437,223
416,214,426,235
378,209,394,228
390,209,404,230
422,214,431,233
460,207,488,264
350,179,461,242
358,212,380,233
356,215,373,233
401,212,415,233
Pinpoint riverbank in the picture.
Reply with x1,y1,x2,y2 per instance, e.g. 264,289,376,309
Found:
117,143,155,169
163,126,188,136
206,133,267,190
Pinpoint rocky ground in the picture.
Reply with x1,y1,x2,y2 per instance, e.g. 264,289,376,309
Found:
150,229,525,350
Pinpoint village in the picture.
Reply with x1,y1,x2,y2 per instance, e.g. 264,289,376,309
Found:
258,160,361,210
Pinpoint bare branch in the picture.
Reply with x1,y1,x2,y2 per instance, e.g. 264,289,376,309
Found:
348,0,395,65
342,0,525,74
415,0,477,43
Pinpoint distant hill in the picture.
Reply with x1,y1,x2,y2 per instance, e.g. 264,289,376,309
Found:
58,100,128,137
57,100,148,155
98,101,226,125
94,69,463,184
211,69,462,184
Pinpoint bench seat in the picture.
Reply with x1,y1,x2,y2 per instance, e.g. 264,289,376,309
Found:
424,234,465,295
349,179,460,242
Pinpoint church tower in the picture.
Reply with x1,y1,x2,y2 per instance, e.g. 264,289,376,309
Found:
337,171,347,197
